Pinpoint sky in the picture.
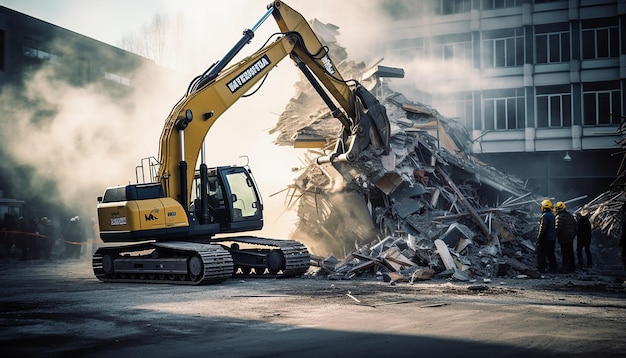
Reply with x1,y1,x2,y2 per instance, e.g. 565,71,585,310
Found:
0,0,159,46
0,0,387,62
0,0,401,242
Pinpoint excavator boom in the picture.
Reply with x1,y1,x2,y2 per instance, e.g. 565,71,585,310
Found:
158,0,390,205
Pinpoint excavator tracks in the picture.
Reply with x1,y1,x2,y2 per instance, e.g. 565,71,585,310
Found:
92,237,310,285
93,242,234,285
215,236,311,279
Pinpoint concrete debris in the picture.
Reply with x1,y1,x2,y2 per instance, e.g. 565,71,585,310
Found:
279,82,550,282
271,21,558,283
572,114,626,239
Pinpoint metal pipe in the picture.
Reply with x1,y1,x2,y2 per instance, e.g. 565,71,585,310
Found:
178,129,188,211
193,6,274,90
199,142,209,224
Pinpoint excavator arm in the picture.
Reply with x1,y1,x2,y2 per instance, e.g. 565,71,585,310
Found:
271,1,391,163
157,34,297,207
157,0,391,209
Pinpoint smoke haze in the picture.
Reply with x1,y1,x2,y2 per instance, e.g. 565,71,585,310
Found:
1,0,454,245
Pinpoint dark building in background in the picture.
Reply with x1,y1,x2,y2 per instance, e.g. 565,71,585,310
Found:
0,5,156,96
382,0,625,202
0,5,158,215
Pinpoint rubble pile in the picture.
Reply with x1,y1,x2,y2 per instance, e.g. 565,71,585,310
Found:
576,115,626,236
270,20,548,282
270,19,626,282
281,88,547,282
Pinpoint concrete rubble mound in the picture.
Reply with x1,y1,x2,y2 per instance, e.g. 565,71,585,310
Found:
269,20,551,283
283,91,548,282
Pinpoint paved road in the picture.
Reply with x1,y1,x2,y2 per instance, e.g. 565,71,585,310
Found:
1,258,626,357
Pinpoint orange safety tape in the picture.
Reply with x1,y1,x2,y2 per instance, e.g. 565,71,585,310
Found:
0,230,101,245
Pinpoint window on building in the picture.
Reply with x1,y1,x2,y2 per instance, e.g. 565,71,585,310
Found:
534,0,566,4
437,92,474,131
432,33,472,64
482,88,525,130
454,92,473,130
583,81,622,126
393,37,424,58
482,28,524,68
22,38,60,68
535,23,570,64
103,71,130,86
482,0,521,10
582,18,619,60
435,0,471,15
380,0,423,20
23,46,60,65
536,85,571,128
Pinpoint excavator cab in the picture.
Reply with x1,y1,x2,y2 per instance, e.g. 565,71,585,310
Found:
189,166,263,234
97,166,263,244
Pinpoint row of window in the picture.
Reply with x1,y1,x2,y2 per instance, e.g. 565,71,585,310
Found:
382,0,563,20
414,17,620,68
435,0,566,16
3,36,131,87
443,81,622,131
21,45,131,86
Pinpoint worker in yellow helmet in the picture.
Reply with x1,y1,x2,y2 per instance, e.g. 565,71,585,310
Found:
554,201,577,273
536,199,558,273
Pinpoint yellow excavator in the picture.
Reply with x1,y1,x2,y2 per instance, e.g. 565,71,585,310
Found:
93,1,391,285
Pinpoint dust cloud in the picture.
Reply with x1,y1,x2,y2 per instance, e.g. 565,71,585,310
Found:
0,50,184,222
1,0,472,249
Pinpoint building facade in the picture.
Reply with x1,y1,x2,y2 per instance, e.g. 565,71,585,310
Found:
0,6,155,96
383,0,625,202
0,5,158,215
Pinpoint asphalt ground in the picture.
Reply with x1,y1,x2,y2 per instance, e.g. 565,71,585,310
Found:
1,255,626,358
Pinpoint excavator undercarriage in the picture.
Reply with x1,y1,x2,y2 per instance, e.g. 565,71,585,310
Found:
93,237,310,285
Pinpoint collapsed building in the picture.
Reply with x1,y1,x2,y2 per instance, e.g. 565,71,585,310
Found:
575,116,626,236
268,20,569,283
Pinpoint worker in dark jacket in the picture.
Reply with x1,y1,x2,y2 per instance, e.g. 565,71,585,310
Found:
619,203,626,270
536,199,558,273
576,211,593,268
555,201,577,273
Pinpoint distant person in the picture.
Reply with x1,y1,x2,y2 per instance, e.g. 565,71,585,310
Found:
536,199,558,274
38,216,54,260
0,212,16,257
64,216,84,259
16,216,38,260
554,201,577,273
575,211,592,269
619,203,626,270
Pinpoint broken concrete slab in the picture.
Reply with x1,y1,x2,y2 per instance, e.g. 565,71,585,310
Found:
440,222,475,248
393,197,423,219
434,239,455,271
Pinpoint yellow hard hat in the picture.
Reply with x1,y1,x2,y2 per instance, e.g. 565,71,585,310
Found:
541,199,553,210
555,201,566,210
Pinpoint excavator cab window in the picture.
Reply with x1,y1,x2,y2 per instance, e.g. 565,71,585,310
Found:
190,173,227,225
207,177,225,210
223,170,262,223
